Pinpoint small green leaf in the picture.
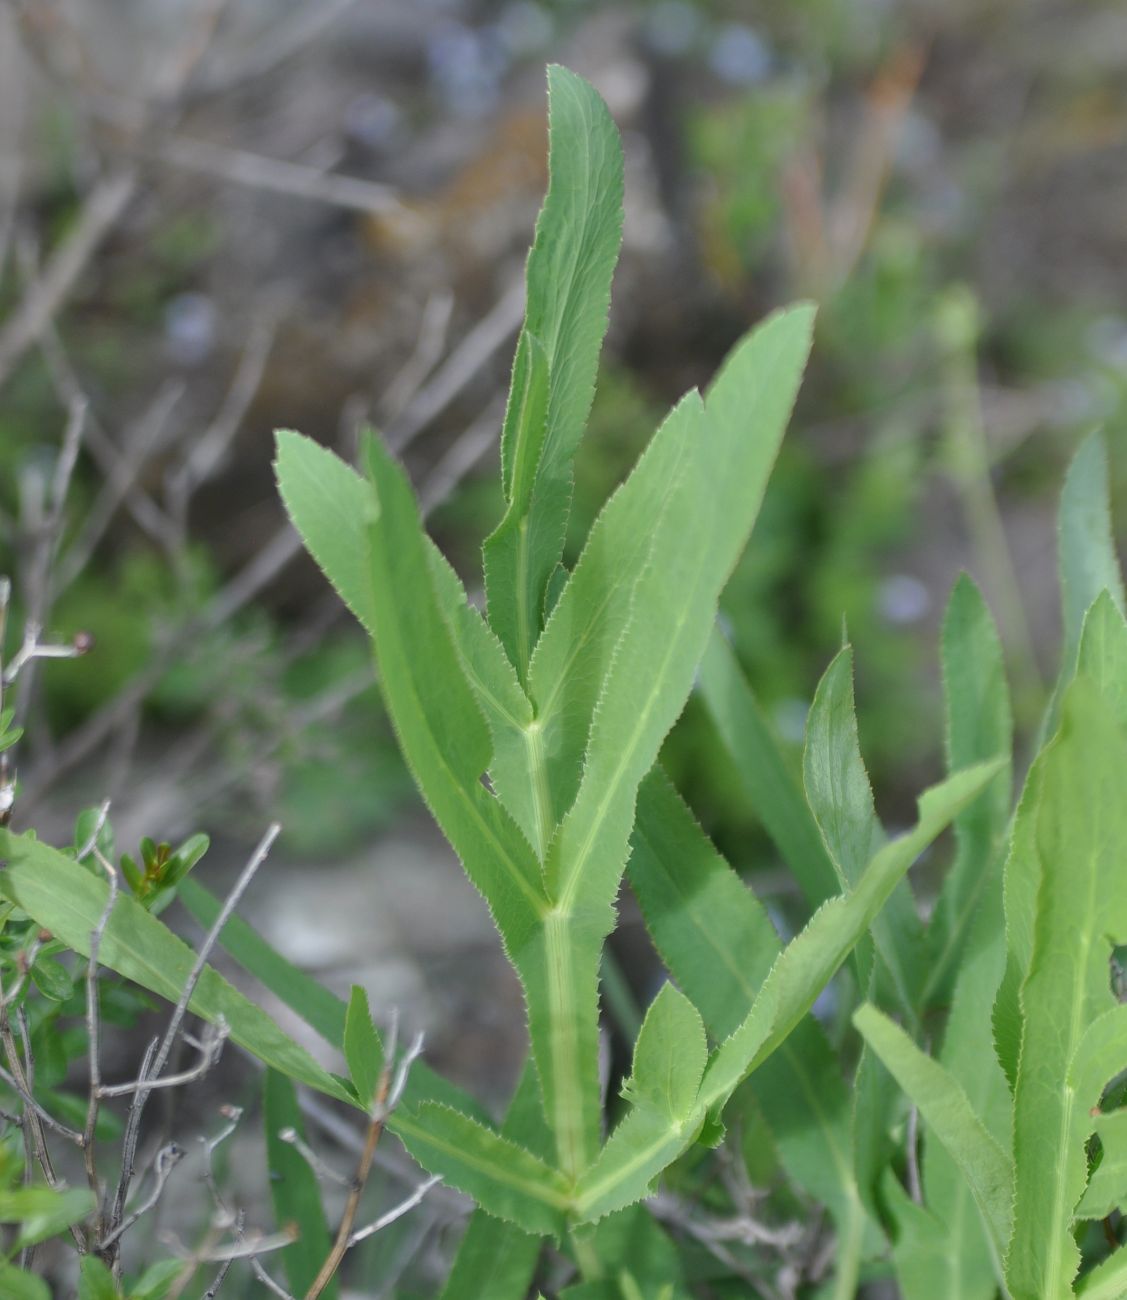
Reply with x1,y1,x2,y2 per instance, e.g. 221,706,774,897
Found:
1076,1109,1127,1220
343,985,383,1108
804,644,923,1015
29,954,73,1002
0,1262,51,1300
126,1260,184,1300
265,1070,336,1299
621,983,706,1120
924,574,1012,1009
78,1257,121,1300
0,1185,95,1249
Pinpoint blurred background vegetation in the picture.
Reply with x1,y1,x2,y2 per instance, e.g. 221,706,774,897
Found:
0,0,1125,1279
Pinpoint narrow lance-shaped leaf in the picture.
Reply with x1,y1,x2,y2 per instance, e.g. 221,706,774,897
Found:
1059,431,1125,674
534,305,814,1176
1008,680,1127,1299
484,66,624,679
0,830,354,1105
803,644,923,1015
701,760,1003,1107
395,1102,571,1236
439,1062,547,1300
853,1004,1013,1259
525,391,701,830
924,574,1012,1009
627,769,874,1267
698,629,840,912
574,760,1001,1222
356,430,548,946
265,1070,337,1299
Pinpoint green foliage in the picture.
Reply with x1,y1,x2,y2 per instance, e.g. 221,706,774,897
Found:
276,63,1002,1292
5,56,1125,1300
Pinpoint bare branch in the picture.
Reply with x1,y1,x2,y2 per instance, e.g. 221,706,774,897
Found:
0,169,137,394
157,135,404,218
347,1175,442,1247
99,1141,185,1250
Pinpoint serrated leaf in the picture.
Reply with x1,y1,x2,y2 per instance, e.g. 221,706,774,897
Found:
627,768,871,1261
853,1004,1013,1257
537,305,814,1174
915,902,1009,1300
439,1062,546,1300
804,645,923,1015
1008,682,1127,1297
924,574,1012,1009
576,761,1001,1225
622,983,706,1120
396,1102,570,1235
701,761,1003,1107
698,629,840,911
484,66,624,679
1076,1109,1127,1220
1059,431,1125,674
344,985,383,1108
275,429,377,632
359,431,546,936
526,391,702,832
1077,589,1127,732
265,1070,336,1299
0,829,353,1105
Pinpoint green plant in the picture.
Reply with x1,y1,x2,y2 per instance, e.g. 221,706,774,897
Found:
275,66,997,1294
4,56,1127,1300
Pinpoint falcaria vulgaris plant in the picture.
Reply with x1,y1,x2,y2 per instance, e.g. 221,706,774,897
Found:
275,66,1000,1295
4,60,1126,1300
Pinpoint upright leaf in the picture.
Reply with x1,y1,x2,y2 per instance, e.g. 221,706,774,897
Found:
803,645,923,1015
853,1004,1013,1258
1008,681,1127,1298
924,574,1012,1008
698,629,840,912
358,431,547,946
535,305,814,1174
701,761,1002,1107
526,392,702,830
343,985,383,1108
484,66,624,678
621,983,707,1121
265,1070,336,1299
1059,431,1125,674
